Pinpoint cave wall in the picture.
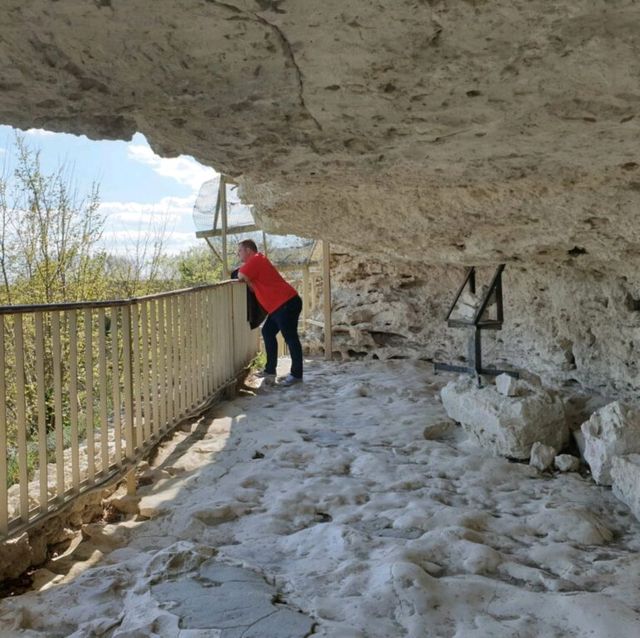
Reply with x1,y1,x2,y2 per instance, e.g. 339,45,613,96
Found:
2,1,640,391
307,250,640,398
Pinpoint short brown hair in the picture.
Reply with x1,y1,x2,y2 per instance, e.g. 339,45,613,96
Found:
238,239,258,252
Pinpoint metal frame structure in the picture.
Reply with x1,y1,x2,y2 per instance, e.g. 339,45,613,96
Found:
194,176,334,360
434,264,518,380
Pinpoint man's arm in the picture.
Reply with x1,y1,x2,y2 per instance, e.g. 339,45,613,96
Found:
237,270,253,290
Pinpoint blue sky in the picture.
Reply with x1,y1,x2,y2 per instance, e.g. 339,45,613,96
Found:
0,125,217,255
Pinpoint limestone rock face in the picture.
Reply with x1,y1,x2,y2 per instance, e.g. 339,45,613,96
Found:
1,2,640,267
440,375,567,459
303,251,640,399
611,454,640,522
581,402,640,485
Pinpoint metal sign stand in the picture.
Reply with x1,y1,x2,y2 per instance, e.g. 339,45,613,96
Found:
434,264,518,382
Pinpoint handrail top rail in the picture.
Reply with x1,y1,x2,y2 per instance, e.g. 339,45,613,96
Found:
0,279,240,315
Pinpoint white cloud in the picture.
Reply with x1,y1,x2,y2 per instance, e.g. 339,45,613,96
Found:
101,229,199,256
109,211,183,226
25,128,56,136
99,193,202,256
127,142,217,192
99,195,194,220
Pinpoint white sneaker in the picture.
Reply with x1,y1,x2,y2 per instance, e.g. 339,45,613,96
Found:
254,369,276,380
277,374,303,387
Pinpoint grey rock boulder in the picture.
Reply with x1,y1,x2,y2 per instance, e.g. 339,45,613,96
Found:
581,401,640,485
611,454,640,522
441,375,567,459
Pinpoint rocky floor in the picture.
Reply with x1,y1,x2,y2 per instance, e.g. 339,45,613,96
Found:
0,358,639,637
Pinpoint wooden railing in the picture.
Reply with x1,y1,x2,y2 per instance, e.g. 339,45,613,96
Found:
0,281,257,540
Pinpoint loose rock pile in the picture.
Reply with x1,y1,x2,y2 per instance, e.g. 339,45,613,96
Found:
441,373,640,523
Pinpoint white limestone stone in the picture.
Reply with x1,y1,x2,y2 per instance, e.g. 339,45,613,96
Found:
580,402,640,485
495,373,519,397
441,375,567,459
611,454,640,522
554,454,580,473
530,442,557,471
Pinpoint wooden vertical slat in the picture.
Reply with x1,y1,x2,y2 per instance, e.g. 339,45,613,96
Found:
14,315,29,521
140,301,152,443
34,313,48,512
194,290,201,403
208,289,215,393
208,289,215,394
157,298,167,432
131,303,142,450
111,307,122,465
212,288,219,389
83,308,95,483
231,285,238,369
215,287,223,388
149,299,160,437
195,291,203,404
97,308,109,474
0,319,7,534
121,306,135,461
219,288,227,381
166,295,175,424
68,311,80,492
172,295,181,424
183,293,190,409
188,292,196,407
232,284,239,368
181,294,188,412
199,290,207,402
228,285,236,378
225,287,231,379
168,294,177,420
51,311,65,499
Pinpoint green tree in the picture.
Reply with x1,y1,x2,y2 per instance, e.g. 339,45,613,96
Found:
174,245,223,286
1,134,108,304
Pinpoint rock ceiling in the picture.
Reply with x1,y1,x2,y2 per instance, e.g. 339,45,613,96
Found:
2,1,640,265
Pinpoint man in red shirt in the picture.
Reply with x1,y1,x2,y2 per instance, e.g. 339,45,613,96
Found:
236,239,303,385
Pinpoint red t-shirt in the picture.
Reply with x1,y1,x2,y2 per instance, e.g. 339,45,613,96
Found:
239,253,298,314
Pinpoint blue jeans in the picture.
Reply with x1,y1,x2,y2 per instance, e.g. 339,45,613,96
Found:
262,295,303,378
